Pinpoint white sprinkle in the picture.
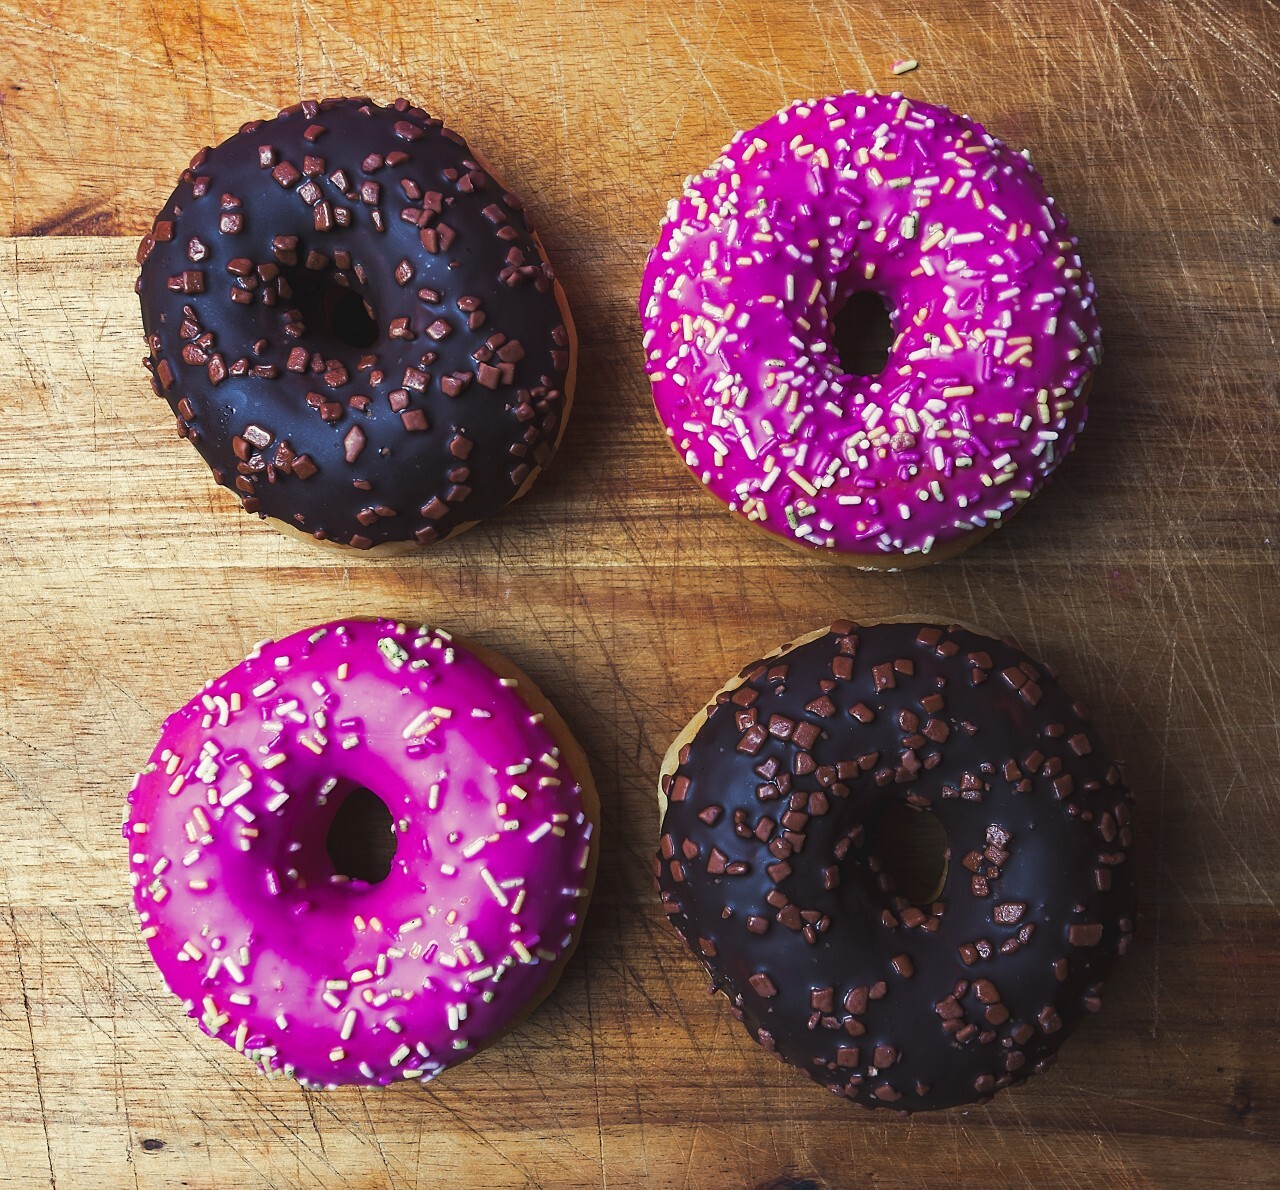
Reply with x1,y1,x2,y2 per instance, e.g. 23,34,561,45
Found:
480,869,508,906
221,781,252,807
786,469,818,497
402,710,433,738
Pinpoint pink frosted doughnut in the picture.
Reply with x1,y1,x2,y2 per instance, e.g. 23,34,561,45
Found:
640,92,1102,565
125,618,598,1087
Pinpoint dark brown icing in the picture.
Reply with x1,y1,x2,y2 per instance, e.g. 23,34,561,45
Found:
656,621,1135,1112
137,97,571,548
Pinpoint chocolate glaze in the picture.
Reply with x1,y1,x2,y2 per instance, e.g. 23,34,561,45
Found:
137,97,571,548
656,621,1135,1111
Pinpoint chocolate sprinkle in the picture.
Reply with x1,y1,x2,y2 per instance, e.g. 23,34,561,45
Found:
138,97,571,548
657,621,1136,1112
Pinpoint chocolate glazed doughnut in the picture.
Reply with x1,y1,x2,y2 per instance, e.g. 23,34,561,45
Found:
136,97,575,551
655,621,1135,1112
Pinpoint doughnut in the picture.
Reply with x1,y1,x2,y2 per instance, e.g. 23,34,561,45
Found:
655,620,1134,1111
639,92,1101,566
136,97,576,551
125,618,598,1087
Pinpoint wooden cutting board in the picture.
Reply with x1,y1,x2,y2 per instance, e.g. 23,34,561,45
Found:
1,1,1277,1185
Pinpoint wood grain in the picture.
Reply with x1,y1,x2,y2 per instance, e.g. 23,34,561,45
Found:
1,0,1278,1185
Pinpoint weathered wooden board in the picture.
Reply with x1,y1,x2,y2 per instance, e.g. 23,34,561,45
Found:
1,0,1278,1185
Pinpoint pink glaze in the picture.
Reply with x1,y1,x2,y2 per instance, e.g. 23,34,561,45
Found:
640,91,1102,559
125,618,595,1088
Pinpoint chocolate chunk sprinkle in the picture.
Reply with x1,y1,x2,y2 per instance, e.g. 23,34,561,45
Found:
749,973,778,999
872,1045,897,1069
993,902,1026,925
343,425,366,462
1067,923,1103,947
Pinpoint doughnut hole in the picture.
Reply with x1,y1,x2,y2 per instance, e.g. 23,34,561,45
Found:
323,285,379,349
870,803,949,906
830,289,895,379
325,786,396,884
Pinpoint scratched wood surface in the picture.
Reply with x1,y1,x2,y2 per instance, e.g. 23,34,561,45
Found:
1,0,1278,1186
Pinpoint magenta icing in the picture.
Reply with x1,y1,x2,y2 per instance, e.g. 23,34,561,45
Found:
639,91,1102,559
125,618,595,1088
